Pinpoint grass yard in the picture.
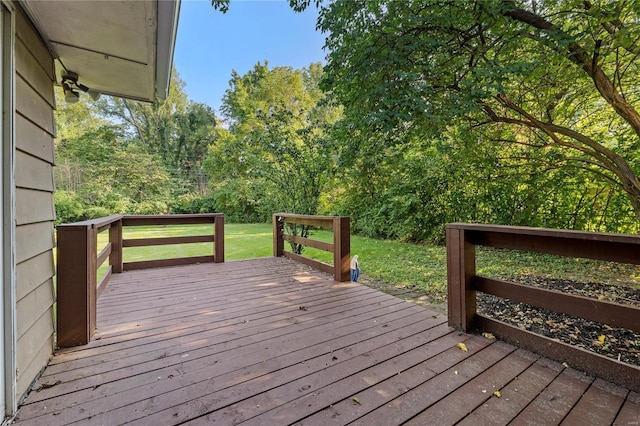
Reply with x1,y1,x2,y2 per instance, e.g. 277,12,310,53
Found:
91,222,640,303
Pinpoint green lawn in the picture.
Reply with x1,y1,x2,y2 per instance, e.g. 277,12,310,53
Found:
92,222,640,303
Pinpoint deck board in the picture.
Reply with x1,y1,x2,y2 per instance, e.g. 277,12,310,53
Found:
13,257,640,425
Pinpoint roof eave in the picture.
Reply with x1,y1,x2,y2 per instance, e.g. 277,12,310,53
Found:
155,0,181,101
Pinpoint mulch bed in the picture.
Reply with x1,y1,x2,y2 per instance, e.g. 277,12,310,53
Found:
477,275,640,367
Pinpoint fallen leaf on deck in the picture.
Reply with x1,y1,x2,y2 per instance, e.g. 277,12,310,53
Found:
457,342,468,352
352,397,361,405
36,380,61,392
597,335,606,345
482,333,496,340
493,390,502,398
299,306,308,311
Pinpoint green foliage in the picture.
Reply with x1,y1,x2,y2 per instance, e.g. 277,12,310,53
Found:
206,62,341,225
95,69,220,194
54,191,84,224
170,193,218,214
313,0,640,225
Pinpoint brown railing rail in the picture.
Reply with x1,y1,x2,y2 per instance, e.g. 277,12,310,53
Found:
447,223,640,392
273,213,350,282
56,213,224,348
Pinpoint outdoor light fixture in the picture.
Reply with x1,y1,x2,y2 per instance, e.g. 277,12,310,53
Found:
61,71,101,102
62,81,79,103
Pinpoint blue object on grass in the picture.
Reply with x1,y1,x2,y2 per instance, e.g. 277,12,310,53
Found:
350,255,360,282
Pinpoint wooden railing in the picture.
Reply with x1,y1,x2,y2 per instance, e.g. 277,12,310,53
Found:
273,213,350,282
447,223,640,392
56,213,224,348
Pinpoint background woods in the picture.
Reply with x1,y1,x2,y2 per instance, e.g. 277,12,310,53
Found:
56,0,640,241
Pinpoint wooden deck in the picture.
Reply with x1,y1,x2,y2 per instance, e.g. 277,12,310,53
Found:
13,257,640,425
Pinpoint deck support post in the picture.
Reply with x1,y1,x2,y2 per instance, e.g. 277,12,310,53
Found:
446,225,476,331
57,224,97,347
273,214,284,257
109,218,123,273
214,214,224,263
333,217,350,282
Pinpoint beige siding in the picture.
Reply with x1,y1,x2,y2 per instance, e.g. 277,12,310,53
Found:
14,6,56,400
16,278,54,339
15,151,54,192
16,188,55,226
16,336,53,399
16,110,54,163
15,251,54,302
15,316,54,395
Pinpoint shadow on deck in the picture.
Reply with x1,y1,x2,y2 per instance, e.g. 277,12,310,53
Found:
13,258,640,425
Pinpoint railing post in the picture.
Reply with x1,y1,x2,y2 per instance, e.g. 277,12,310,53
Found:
446,225,476,331
214,214,224,263
273,214,284,257
56,223,97,347
109,217,123,273
333,216,350,282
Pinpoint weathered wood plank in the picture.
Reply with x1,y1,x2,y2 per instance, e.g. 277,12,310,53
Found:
350,341,516,426
20,304,429,422
13,258,640,425
404,349,538,425
560,378,628,425
457,357,563,426
298,335,491,425
510,367,594,424
614,392,640,425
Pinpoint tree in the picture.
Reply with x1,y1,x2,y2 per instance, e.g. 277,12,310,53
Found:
97,69,219,193
284,0,640,222
206,62,341,249
55,125,173,220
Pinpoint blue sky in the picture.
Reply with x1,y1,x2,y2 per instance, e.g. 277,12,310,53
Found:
174,0,326,115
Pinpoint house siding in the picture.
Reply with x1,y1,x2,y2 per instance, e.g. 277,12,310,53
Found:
14,6,56,400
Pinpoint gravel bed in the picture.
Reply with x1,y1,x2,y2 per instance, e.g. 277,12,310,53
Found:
477,275,640,367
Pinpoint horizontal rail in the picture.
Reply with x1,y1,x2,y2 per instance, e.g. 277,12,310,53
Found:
57,214,122,229
283,251,334,275
97,265,112,298
276,215,334,228
123,214,222,226
447,223,640,393
96,242,112,270
474,276,640,333
449,222,640,265
123,235,215,247
123,255,216,271
282,234,333,252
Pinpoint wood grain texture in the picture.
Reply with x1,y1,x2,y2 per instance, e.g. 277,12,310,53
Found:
12,258,639,425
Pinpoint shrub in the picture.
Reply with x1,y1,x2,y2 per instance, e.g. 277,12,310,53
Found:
54,191,85,224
